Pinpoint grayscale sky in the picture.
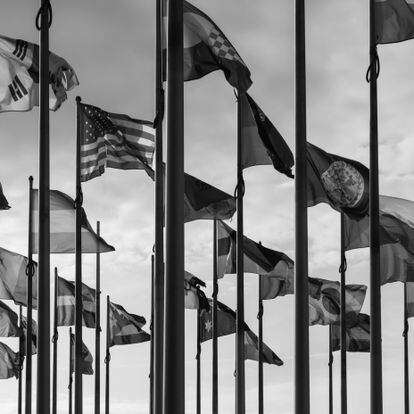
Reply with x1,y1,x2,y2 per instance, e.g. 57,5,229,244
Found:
0,1,413,413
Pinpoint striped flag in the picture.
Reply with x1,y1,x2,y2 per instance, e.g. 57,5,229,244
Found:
331,313,370,353
21,315,37,356
31,189,114,254
57,276,95,328
109,301,150,347
70,333,93,375
0,341,19,379
78,103,155,182
0,301,21,337
0,182,10,210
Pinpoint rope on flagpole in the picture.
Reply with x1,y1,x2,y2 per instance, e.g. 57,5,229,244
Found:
366,46,380,83
35,0,52,29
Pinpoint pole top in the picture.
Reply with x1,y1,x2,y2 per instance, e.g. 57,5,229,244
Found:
28,175,33,183
76,96,82,104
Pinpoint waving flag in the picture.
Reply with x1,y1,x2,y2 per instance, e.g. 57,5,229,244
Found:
0,301,21,337
21,316,37,355
407,283,414,318
70,334,93,375
244,329,283,366
0,35,78,112
331,313,370,353
0,342,19,379
0,183,10,210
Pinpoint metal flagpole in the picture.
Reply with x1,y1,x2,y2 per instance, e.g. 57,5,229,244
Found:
328,325,333,414
196,308,201,414
403,284,410,414
69,327,73,414
52,268,59,414
105,296,111,414
295,0,310,413
368,2,383,413
164,0,185,413
95,221,101,414
258,277,264,414
18,306,23,414
37,2,51,413
150,255,155,414
212,219,218,414
340,213,347,414
236,90,246,414
75,96,84,414
26,175,34,414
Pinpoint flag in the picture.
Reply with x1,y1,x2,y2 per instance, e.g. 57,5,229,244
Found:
307,142,369,220
31,189,114,254
0,35,78,112
21,315,37,356
0,341,19,379
109,301,150,346
407,283,414,318
0,247,37,308
56,276,95,328
240,92,294,178
331,313,370,352
375,0,414,44
244,329,283,366
70,334,93,375
0,183,10,210
217,221,294,292
180,0,252,91
184,272,210,311
260,274,293,300
78,102,155,182
308,278,367,326
0,301,21,337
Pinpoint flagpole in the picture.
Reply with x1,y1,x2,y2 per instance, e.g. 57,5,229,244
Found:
150,254,155,414
52,268,59,414
18,305,23,414
95,221,101,414
75,95,84,414
236,89,246,414
328,325,333,414
258,277,264,414
212,219,218,414
105,296,110,414
69,327,73,414
368,2,383,413
164,0,185,412
340,213,347,414
196,308,201,414
295,0,310,412
26,175,34,414
37,1,51,413
403,284,410,414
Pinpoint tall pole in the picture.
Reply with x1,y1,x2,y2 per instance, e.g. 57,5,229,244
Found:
18,306,23,414
69,328,73,414
196,308,201,414
105,296,110,414
37,2,51,414
258,277,264,414
368,1,383,413
75,96,83,414
340,213,347,414
295,0,310,412
26,175,34,414
164,0,185,413
150,255,155,414
95,221,101,414
154,0,165,411
403,284,410,414
236,90,245,414
52,268,59,414
212,220,218,414
328,325,333,414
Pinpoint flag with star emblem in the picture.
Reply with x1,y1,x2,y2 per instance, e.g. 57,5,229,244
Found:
244,329,283,366
108,301,150,347
0,341,20,379
184,272,210,311
21,315,37,356
0,35,78,112
0,301,21,337
78,102,155,182
0,183,10,210
331,313,370,352
70,333,93,375
240,92,294,178
307,142,369,220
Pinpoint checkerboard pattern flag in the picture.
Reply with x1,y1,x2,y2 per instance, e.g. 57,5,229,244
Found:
208,28,245,65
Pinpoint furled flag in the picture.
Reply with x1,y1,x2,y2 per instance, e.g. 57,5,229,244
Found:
21,315,37,356
240,92,294,178
375,0,414,44
0,183,10,210
0,247,37,308
0,341,19,379
78,102,155,182
56,276,95,328
244,329,283,366
407,282,414,318
308,278,367,326
109,301,150,347
307,142,369,220
0,35,78,112
331,313,370,353
31,189,114,254
184,272,210,311
0,301,21,337
217,220,294,291
70,333,93,375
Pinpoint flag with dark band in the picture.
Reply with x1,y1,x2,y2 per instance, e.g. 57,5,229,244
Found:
78,103,155,182
0,183,10,210
0,341,19,379
331,313,370,353
407,282,414,318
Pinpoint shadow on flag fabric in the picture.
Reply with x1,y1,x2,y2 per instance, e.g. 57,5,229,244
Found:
109,301,150,347
78,103,155,182
184,272,210,311
244,329,283,366
0,183,10,210
56,276,95,328
21,315,37,356
31,189,114,254
0,247,37,308
307,142,369,220
240,92,294,178
0,341,19,379
0,35,78,112
331,313,370,353
375,0,414,44
70,333,93,375
0,301,21,337
308,277,367,326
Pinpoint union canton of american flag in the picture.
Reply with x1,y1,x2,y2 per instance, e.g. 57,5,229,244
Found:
78,103,155,182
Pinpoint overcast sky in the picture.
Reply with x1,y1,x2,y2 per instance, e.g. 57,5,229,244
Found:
0,1,413,413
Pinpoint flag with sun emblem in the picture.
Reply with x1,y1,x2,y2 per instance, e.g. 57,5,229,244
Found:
307,142,369,220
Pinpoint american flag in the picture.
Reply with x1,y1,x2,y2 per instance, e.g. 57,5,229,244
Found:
79,103,155,182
